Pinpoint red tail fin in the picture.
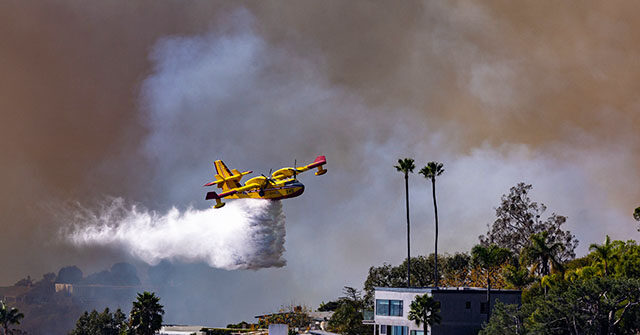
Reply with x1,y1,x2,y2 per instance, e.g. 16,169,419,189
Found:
205,191,220,200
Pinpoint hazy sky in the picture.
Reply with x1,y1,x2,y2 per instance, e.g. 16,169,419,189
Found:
1,0,639,326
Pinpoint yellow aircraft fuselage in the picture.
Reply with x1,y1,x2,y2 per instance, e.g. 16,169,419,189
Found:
224,178,305,200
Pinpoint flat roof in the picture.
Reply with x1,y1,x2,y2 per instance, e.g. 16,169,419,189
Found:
374,287,431,293
309,330,340,335
374,287,520,293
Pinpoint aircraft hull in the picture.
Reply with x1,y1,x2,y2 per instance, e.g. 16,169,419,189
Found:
225,181,305,200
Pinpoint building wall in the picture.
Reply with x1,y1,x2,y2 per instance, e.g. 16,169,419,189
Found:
431,290,521,335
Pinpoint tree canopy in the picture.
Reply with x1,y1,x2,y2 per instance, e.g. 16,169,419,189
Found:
528,277,640,334
69,308,127,335
394,158,415,176
129,292,164,335
328,287,371,335
0,301,24,335
482,236,640,334
589,235,617,276
480,183,578,261
521,231,565,277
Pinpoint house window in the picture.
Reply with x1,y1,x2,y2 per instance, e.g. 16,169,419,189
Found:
391,326,407,335
480,302,488,314
376,300,390,316
410,331,424,335
380,325,387,334
465,301,471,309
376,300,403,316
390,300,403,316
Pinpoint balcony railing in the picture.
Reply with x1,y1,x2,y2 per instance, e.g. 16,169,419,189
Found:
362,310,374,324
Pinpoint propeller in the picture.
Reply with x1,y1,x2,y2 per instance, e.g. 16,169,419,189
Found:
259,169,275,196
293,159,297,180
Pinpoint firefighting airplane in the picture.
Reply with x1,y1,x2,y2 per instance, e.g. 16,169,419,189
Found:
204,155,327,208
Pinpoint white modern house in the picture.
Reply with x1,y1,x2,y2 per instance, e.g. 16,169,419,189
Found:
367,287,521,335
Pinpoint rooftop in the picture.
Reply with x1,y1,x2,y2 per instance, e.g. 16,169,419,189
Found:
309,330,340,335
374,287,520,293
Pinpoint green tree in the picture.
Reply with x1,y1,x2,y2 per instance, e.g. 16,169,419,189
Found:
408,294,441,335
419,162,444,288
522,232,565,278
363,263,406,306
502,262,534,290
441,253,471,287
258,305,311,330
363,255,438,306
471,244,511,322
129,292,164,335
329,304,366,335
481,275,640,334
480,183,578,261
395,158,415,287
479,301,527,335
318,300,340,312
398,255,438,288
0,301,24,335
589,235,617,276
70,308,127,335
328,287,371,335
613,240,640,279
528,277,640,335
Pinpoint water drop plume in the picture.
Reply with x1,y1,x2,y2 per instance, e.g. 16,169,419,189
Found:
65,198,286,270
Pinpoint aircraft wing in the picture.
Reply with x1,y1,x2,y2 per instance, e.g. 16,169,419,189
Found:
203,176,225,187
203,159,252,190
271,155,327,180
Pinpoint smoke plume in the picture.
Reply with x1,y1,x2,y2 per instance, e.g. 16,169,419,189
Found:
65,198,286,270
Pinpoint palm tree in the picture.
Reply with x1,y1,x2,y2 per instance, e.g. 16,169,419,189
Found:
471,244,511,322
0,301,24,335
395,158,415,287
522,232,565,278
129,291,164,335
521,232,565,297
419,162,444,287
589,235,617,276
408,293,441,335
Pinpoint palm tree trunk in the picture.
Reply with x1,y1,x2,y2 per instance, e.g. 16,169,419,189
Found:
405,173,411,287
432,177,439,288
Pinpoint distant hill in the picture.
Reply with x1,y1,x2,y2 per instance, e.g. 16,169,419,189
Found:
0,263,143,335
